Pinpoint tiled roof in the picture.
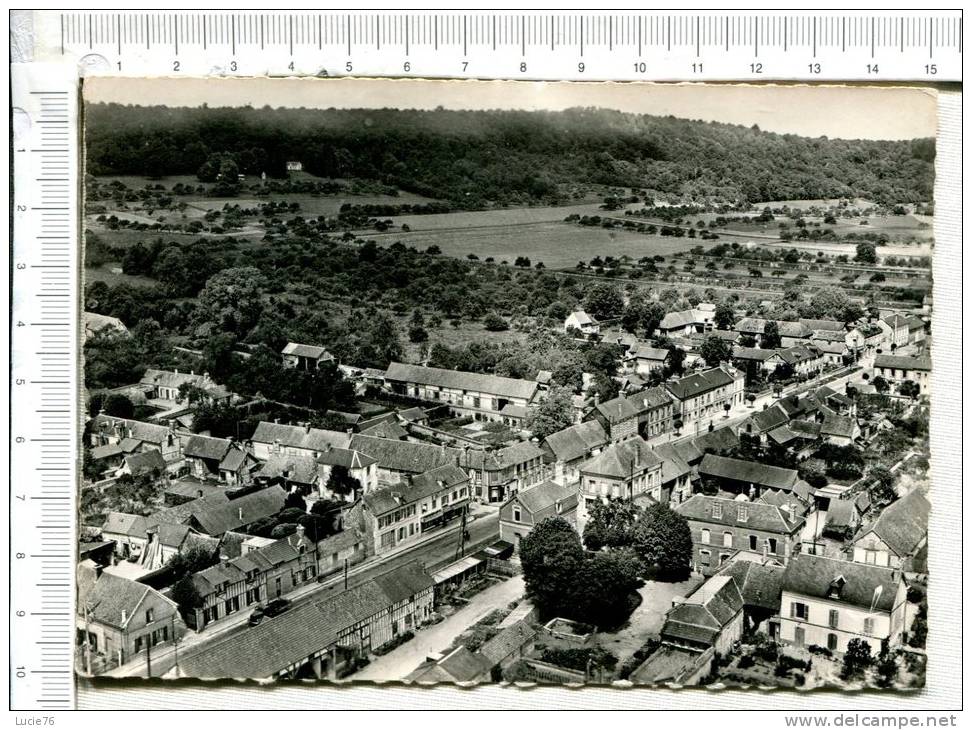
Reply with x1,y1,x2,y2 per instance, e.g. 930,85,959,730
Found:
384,362,539,401
579,438,662,479
101,512,149,539
654,444,692,485
349,434,460,474
183,434,232,461
92,415,173,446
629,345,671,362
462,440,544,472
874,354,932,372
359,420,408,440
691,427,740,457
316,447,378,470
542,420,609,463
747,405,790,434
178,564,433,679
699,453,799,492
218,446,251,473
148,522,190,548
825,499,859,529
140,368,208,391
659,309,697,330
371,560,435,605
410,464,469,493
513,480,578,515
800,318,846,332
662,574,743,646
407,647,490,684
123,449,167,476
732,346,777,362
282,342,331,360
664,366,739,401
781,553,901,612
79,572,174,628
189,486,288,536
776,345,822,366
595,386,672,425
256,453,319,485
397,407,428,423
90,443,123,460
567,310,596,326
856,489,929,557
676,494,803,534
479,620,537,666
716,558,785,612
148,491,231,526
250,421,351,452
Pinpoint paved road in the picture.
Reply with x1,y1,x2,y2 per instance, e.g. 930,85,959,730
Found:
353,575,526,682
108,509,501,678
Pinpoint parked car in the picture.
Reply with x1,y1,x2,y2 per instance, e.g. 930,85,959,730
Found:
248,606,265,627
264,598,291,618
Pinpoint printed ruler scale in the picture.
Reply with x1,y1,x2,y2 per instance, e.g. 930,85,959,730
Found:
7,9,961,712
10,63,79,711
27,11,962,80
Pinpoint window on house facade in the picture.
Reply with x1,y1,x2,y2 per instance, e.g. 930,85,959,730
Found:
723,531,733,548
827,633,838,651
790,602,809,620
145,608,154,624
513,507,521,522
863,618,875,635
712,503,723,519
749,535,758,551
719,553,730,565
768,538,778,554
700,528,710,544
699,549,711,566
828,609,839,629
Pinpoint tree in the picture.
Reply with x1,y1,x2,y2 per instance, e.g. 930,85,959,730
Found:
284,491,307,512
898,380,921,400
519,517,586,618
699,334,733,366
589,372,619,403
570,549,641,628
799,458,828,489
840,638,874,680
855,242,878,264
583,499,640,552
482,312,510,331
525,385,574,441
170,575,203,618
197,266,265,336
325,465,362,499
631,503,693,581
714,301,735,331
101,393,135,419
583,283,625,321
761,320,782,350
166,545,218,580
867,466,897,506
872,375,889,394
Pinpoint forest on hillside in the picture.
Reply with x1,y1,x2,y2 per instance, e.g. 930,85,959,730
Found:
85,104,935,206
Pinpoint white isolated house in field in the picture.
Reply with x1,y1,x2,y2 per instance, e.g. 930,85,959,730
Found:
564,310,600,338
286,160,303,172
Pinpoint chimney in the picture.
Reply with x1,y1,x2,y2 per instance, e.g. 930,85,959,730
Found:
594,392,600,406
274,417,280,424
305,423,312,434
295,524,305,539
174,368,179,375
437,480,445,489
238,507,243,521
121,610,127,624
346,428,353,437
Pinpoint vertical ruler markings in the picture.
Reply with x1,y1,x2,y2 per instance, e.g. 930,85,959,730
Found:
39,11,960,80
11,64,79,711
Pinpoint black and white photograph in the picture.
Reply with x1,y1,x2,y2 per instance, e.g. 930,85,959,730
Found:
76,77,936,690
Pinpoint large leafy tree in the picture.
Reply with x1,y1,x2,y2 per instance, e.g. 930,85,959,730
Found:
583,499,640,552
761,320,782,350
583,283,624,321
714,301,736,331
699,334,734,366
570,549,642,628
526,385,575,441
197,266,265,336
519,517,586,618
631,503,693,581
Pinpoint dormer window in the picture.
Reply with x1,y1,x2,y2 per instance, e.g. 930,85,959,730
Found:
737,505,748,522
712,502,723,519
828,575,846,599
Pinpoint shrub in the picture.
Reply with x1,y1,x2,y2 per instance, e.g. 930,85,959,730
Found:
737,654,755,669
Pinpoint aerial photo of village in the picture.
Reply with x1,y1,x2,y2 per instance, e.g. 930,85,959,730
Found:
77,80,933,691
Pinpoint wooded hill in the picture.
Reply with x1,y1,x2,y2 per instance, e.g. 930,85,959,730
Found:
85,103,935,206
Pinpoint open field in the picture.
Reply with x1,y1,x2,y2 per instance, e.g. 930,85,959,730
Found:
363,219,721,269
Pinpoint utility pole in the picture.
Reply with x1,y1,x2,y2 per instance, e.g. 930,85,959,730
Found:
454,504,468,561
171,615,179,675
